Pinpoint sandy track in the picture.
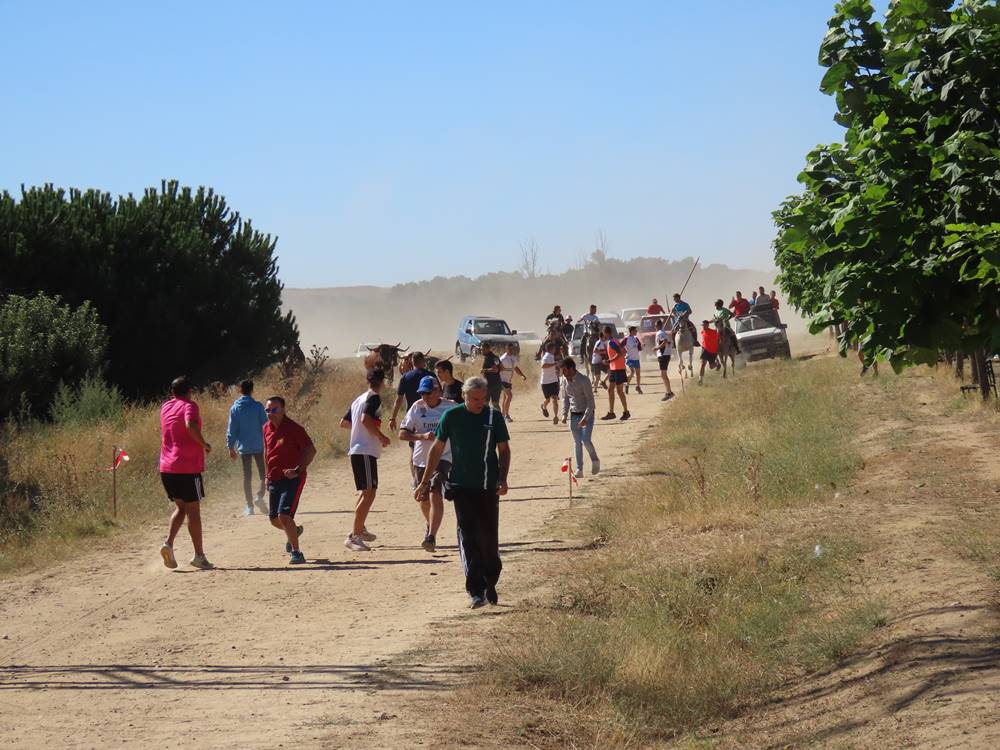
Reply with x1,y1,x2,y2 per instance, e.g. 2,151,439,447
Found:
0,368,674,748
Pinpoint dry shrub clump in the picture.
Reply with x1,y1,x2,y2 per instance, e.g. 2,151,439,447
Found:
0,358,375,574
486,356,883,746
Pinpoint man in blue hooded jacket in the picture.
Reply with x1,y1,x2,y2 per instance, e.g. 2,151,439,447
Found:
227,379,268,515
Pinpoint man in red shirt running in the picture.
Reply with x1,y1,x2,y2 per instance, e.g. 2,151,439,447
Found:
263,396,316,564
647,298,665,315
698,320,721,385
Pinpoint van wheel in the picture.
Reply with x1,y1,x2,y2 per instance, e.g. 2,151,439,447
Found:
456,343,467,363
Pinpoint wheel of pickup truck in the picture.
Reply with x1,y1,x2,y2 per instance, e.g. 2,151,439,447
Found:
456,342,467,363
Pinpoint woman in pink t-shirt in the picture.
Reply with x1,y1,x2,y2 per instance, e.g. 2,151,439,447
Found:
159,376,214,570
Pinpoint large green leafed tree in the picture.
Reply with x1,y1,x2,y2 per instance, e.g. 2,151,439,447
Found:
773,0,1000,386
0,181,299,398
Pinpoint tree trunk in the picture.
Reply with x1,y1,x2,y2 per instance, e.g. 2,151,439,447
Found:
955,352,965,380
970,350,981,390
974,349,992,401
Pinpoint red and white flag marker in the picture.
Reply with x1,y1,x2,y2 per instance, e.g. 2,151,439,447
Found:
561,457,578,503
108,446,129,518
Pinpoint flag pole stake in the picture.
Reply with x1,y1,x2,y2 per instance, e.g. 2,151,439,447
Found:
112,446,118,519
568,456,573,505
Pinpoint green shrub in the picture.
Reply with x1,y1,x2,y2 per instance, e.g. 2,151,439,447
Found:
50,374,124,426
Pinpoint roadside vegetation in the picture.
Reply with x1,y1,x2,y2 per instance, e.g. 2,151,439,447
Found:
477,355,884,747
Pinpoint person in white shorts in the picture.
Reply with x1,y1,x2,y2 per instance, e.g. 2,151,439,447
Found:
539,341,560,425
654,319,676,401
499,342,526,423
399,376,455,552
591,330,608,394
624,325,643,395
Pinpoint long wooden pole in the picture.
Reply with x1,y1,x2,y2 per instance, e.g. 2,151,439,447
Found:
677,256,700,298
112,446,118,518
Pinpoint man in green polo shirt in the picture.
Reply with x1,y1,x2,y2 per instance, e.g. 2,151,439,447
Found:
415,375,510,609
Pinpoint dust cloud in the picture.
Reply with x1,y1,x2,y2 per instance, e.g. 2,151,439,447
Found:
283,258,809,359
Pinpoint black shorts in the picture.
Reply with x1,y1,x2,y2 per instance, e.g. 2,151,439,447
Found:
414,459,452,495
591,363,607,375
268,476,304,518
609,369,627,385
541,381,560,399
350,454,379,491
658,354,672,371
500,382,512,391
161,472,204,503
701,350,718,364
487,383,502,404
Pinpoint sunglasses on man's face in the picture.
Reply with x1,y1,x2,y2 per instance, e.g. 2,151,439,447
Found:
266,407,281,414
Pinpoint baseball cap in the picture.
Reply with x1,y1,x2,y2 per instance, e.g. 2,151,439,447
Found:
417,375,439,393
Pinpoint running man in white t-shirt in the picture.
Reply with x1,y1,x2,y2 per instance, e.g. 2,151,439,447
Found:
590,331,608,394
399,376,455,552
499,342,527,423
623,325,643,395
539,341,560,425
654,318,676,401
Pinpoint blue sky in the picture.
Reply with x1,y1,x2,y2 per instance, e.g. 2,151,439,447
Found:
2,1,858,286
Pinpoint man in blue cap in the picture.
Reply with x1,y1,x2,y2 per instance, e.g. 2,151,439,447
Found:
398,375,456,552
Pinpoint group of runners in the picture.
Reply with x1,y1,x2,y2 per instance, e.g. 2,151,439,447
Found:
155,285,778,608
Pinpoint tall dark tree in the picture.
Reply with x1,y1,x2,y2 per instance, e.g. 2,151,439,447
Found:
0,181,299,398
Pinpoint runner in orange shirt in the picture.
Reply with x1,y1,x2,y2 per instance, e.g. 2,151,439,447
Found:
698,320,721,385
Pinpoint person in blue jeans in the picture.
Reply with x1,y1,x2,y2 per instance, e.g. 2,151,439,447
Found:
559,358,600,479
226,379,268,516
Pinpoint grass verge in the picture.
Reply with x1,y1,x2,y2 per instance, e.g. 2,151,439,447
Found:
480,355,883,747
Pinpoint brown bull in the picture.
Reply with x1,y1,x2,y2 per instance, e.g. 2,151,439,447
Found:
364,343,409,384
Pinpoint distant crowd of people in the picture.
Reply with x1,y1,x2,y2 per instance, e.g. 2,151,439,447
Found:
155,284,780,608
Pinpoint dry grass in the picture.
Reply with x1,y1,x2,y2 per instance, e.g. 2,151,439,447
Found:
478,355,884,747
0,358,379,574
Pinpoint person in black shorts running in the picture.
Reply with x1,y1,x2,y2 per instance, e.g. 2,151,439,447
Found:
654,318,676,401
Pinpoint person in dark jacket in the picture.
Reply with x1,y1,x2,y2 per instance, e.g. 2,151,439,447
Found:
227,380,268,516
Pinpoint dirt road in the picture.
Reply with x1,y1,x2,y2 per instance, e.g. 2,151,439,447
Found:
0,370,672,748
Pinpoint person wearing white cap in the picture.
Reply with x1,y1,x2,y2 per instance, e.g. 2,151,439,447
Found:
399,376,455,552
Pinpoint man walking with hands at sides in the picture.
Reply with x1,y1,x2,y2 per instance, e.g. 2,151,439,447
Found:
159,376,213,570
341,369,392,551
560,358,599,479
624,325,643,395
399,376,454,552
435,359,464,403
539,341,560,425
499,342,527,423
416,377,510,609
480,341,503,409
227,379,268,516
654,319,676,401
602,326,631,421
698,320,721,385
263,396,316,564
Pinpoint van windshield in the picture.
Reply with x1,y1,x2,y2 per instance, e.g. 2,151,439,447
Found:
735,312,779,334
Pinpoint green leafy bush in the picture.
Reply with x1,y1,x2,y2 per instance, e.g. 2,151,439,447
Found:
50,374,124,426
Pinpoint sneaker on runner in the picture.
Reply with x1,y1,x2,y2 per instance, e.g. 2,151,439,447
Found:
254,497,268,514
285,525,304,553
160,543,177,569
620,411,631,421
189,554,214,570
344,534,371,552
591,459,601,475
600,412,616,420
552,415,559,425
574,468,584,479
486,586,498,605
665,392,675,400
504,414,513,423
289,550,306,565
541,405,549,418
422,533,436,553
469,594,487,609
360,528,377,542
243,505,254,517
636,386,643,394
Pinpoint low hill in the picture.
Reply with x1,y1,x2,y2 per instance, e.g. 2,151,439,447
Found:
283,254,806,357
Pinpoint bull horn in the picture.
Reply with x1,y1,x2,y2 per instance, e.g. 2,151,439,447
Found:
424,348,432,357
397,345,409,353
367,346,378,351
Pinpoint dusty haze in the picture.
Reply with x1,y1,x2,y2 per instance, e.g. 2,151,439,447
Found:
283,256,808,358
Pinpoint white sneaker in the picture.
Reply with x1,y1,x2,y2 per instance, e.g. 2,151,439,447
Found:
360,528,377,542
254,497,268,514
574,468,584,479
189,554,214,570
591,460,601,476
344,535,371,552
243,505,254,517
160,543,177,569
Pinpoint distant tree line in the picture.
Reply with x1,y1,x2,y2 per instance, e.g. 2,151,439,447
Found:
0,180,299,416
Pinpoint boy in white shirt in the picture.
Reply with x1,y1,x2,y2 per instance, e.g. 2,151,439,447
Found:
654,319,676,401
590,331,608,394
499,342,527,423
624,325,643,395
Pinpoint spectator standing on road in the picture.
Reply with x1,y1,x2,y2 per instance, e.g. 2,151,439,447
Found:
226,379,268,517
624,325,643,395
435,359,464,403
560,358,599,479
654,319,676,401
698,320,721,385
647,298,666,315
539,341,560,425
416,376,510,609
399,376,455,552
263,396,316,565
499,342,526,423
340,368,392,552
602,326,630,421
159,376,213,570
480,341,502,409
